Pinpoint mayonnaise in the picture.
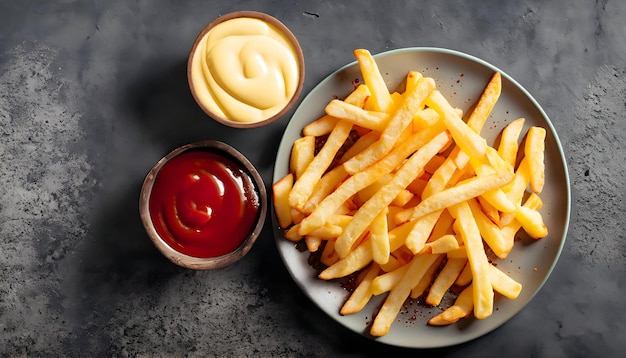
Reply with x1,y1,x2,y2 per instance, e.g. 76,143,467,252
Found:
190,16,300,123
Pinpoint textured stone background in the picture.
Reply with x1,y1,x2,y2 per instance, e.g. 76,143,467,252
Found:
0,0,624,356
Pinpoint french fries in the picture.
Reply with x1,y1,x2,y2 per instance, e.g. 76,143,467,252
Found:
273,48,549,336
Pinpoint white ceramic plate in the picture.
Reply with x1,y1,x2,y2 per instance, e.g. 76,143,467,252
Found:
272,47,570,348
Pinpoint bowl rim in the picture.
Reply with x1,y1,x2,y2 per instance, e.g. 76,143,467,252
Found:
187,10,305,128
139,140,267,269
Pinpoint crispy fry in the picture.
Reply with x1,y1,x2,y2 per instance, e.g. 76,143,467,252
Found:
335,131,450,258
392,189,414,207
272,173,294,229
303,83,370,137
420,73,501,199
343,76,436,174
421,234,460,254
413,107,441,131
477,195,500,225
301,165,349,214
428,284,473,326
339,130,379,163
372,263,409,295
498,117,526,168
289,120,353,210
307,223,343,239
370,208,390,265
397,171,513,224
430,209,455,240
354,49,395,113
320,240,340,266
341,264,381,315
305,236,322,252
325,100,389,131
455,261,473,286
449,202,493,319
422,157,458,199
466,72,502,131
302,115,339,137
290,207,305,225
290,135,315,179
525,126,546,193
318,239,372,280
410,255,445,299
299,122,446,236
405,210,442,253
489,265,522,299
426,90,488,164
426,257,467,306
283,223,302,242
370,254,441,336
515,204,548,239
503,157,531,206
500,193,544,246
467,198,511,259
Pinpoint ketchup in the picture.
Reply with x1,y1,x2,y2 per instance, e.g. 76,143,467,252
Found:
148,150,260,258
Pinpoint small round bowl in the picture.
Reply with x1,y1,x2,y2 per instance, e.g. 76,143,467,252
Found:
139,140,267,269
187,11,305,128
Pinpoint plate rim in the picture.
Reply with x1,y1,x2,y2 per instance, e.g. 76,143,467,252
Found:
271,46,571,349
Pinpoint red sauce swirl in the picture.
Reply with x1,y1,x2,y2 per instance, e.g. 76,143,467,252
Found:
149,150,260,258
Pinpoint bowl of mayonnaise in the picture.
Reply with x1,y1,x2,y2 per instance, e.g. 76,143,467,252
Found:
187,11,305,128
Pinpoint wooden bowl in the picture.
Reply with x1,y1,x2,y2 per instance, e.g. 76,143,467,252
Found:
139,140,267,269
187,11,305,128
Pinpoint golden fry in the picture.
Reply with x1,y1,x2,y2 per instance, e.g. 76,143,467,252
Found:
320,240,339,267
289,120,353,210
426,90,488,164
343,76,436,174
525,126,546,193
410,255,445,299
426,257,467,306
339,130,379,164
272,173,294,229
489,265,522,299
396,171,513,224
421,234,460,254
449,202,493,319
370,254,441,336
354,49,395,113
497,117,526,168
405,210,442,253
325,99,389,131
372,264,409,295
370,208,391,265
290,135,315,179
341,264,381,315
428,284,473,326
301,165,349,214
335,131,450,258
466,72,502,131
467,198,511,259
302,114,339,137
299,122,446,236
454,261,473,286
305,236,322,252
318,239,372,280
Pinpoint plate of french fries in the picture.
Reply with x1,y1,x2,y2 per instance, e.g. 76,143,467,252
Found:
271,47,570,348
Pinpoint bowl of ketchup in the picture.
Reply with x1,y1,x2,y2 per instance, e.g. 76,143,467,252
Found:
139,140,267,269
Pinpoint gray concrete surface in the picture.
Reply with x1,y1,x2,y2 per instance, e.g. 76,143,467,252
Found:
0,0,624,356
